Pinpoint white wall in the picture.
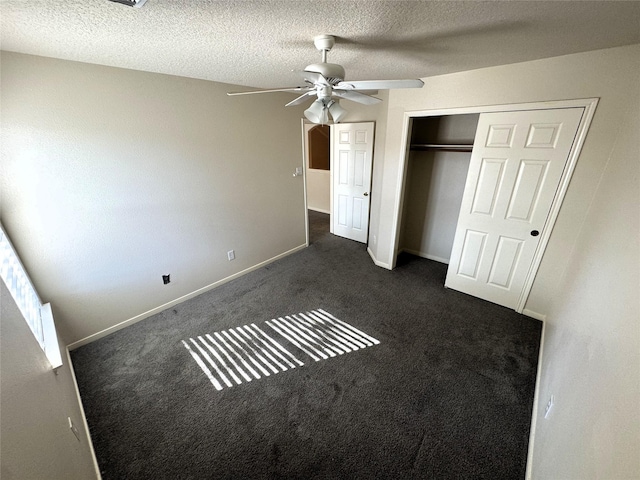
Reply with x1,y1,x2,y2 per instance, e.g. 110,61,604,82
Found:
0,52,307,345
305,168,330,214
0,282,98,480
530,74,639,479
303,123,330,213
369,44,640,478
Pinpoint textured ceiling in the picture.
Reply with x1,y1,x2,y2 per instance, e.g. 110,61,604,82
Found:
1,1,639,89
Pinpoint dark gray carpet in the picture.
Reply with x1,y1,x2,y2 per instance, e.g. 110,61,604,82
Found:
71,211,541,479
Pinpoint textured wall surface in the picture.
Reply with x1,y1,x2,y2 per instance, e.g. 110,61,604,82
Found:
530,62,640,479
0,52,307,344
0,282,98,480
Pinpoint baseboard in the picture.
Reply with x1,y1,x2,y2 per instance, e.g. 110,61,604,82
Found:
401,248,449,265
523,309,547,322
66,347,102,479
367,247,391,270
525,318,547,480
67,244,308,350
308,207,330,214
367,247,448,270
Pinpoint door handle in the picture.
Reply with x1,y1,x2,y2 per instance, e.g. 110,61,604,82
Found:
531,230,539,237
363,192,369,197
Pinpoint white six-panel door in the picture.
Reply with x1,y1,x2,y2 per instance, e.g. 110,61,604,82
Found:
331,122,374,243
445,108,583,308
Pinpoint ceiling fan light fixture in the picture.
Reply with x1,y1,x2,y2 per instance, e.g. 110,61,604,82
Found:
328,100,347,123
304,99,348,125
304,100,328,124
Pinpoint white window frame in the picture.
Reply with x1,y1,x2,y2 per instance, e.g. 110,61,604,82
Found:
0,223,62,368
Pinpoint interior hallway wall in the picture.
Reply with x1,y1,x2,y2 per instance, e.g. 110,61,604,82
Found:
0,52,307,344
304,123,330,213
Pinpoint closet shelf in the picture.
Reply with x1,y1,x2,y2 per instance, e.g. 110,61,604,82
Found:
410,143,473,152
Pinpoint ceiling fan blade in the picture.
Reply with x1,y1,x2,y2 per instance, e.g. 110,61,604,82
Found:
335,79,424,90
285,91,316,107
294,70,331,87
227,86,310,96
332,90,382,105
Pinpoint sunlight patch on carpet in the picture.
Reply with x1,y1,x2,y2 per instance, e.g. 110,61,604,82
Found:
182,309,379,390
266,309,380,361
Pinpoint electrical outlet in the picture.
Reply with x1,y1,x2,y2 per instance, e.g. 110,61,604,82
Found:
372,235,377,245
227,250,235,261
68,417,80,441
544,394,554,419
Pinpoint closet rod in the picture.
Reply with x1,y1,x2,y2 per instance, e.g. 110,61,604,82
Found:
410,143,473,152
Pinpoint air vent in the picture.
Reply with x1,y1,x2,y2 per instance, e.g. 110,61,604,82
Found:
108,0,147,7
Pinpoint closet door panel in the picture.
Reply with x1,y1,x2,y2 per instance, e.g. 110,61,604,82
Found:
445,108,583,309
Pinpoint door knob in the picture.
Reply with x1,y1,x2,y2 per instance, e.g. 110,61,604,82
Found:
363,192,369,197
531,230,539,237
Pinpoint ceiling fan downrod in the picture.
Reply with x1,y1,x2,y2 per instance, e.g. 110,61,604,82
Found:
305,35,345,84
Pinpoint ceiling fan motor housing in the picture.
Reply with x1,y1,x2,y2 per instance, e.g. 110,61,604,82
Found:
304,63,345,85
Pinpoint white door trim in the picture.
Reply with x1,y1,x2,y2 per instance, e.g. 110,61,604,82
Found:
301,118,310,247
390,98,599,313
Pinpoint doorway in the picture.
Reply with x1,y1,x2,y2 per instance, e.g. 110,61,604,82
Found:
398,114,479,264
303,121,375,245
304,123,331,215
304,123,331,245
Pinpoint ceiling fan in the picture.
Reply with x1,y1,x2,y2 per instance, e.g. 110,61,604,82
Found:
227,35,424,124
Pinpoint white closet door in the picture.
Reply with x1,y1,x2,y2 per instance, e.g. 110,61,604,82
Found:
445,108,583,308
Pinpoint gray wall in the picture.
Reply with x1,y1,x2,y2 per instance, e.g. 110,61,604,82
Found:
0,52,307,345
0,282,98,479
400,150,470,263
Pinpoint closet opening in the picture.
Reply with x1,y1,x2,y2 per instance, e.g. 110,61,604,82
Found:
397,114,479,265
390,99,597,314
